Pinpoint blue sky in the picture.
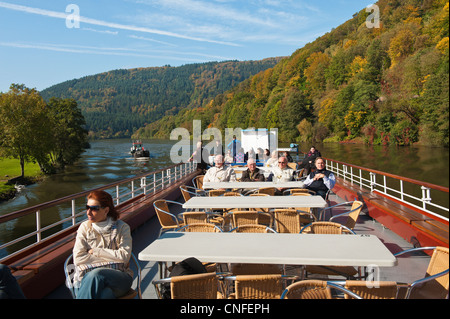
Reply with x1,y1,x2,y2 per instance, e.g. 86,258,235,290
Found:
0,0,373,92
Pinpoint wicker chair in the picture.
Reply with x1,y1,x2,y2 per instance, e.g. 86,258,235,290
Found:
153,273,223,299
257,187,276,196
395,246,449,299
153,200,185,237
230,263,282,276
230,225,277,233
281,280,364,299
231,211,274,228
281,280,332,299
192,175,204,189
283,188,316,196
319,200,364,230
274,209,316,233
182,211,208,225
177,223,223,233
343,280,398,299
225,274,298,299
208,189,226,197
300,221,356,234
179,185,206,202
248,193,271,215
223,191,243,196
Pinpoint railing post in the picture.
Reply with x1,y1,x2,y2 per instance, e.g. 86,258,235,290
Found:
350,166,353,184
116,185,120,205
400,180,404,201
36,210,41,242
370,172,376,192
421,186,432,210
141,177,147,195
71,199,76,226
359,169,363,188
131,180,135,198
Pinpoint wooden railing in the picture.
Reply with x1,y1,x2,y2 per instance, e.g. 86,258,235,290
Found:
0,161,196,262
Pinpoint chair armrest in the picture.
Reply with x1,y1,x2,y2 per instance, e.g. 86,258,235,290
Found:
326,282,363,299
406,269,449,299
329,202,364,222
394,246,437,257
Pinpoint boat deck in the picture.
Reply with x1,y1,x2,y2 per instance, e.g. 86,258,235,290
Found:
45,191,432,299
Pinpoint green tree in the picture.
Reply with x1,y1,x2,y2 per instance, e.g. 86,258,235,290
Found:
47,98,88,170
0,84,51,177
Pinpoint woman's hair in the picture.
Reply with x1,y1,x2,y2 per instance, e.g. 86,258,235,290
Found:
87,190,119,221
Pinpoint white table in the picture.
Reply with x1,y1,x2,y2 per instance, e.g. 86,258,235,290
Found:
203,181,305,190
139,232,397,267
182,195,326,210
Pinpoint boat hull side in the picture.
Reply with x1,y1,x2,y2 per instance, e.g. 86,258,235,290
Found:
333,179,449,250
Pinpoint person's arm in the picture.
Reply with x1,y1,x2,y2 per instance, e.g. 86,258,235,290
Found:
323,172,336,190
73,223,99,265
303,173,314,187
228,168,237,182
240,170,250,182
90,222,132,264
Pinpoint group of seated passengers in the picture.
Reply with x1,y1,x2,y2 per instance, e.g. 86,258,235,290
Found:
203,154,335,199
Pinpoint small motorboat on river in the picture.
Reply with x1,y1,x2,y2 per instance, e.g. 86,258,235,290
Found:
130,140,150,159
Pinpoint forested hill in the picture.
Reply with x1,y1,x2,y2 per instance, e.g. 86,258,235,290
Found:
136,0,449,147
40,59,282,138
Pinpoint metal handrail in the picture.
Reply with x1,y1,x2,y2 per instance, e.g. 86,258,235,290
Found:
323,158,449,221
0,161,196,262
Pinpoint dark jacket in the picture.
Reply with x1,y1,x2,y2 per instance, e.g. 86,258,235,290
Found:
240,168,265,182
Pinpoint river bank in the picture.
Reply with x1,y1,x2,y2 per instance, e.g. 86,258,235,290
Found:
0,158,44,202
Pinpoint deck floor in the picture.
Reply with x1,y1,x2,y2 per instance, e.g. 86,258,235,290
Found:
46,193,431,299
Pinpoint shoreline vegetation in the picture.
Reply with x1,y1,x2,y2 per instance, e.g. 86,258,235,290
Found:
0,158,44,202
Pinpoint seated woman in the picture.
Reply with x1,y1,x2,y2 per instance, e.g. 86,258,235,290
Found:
72,190,133,299
303,157,335,199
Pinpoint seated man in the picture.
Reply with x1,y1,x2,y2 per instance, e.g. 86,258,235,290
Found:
240,158,265,182
267,156,294,195
203,154,237,183
303,157,335,199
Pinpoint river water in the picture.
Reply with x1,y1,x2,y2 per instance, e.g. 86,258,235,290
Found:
1,139,448,258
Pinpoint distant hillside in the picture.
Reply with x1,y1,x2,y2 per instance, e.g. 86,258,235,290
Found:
41,59,282,138
139,0,449,146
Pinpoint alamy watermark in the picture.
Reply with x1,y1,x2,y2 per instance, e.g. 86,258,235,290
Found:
366,4,380,29
65,4,80,29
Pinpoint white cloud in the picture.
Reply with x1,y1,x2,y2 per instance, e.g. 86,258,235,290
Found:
0,41,234,61
0,1,239,46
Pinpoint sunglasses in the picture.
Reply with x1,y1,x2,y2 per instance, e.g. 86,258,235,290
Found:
86,205,102,211
278,161,287,164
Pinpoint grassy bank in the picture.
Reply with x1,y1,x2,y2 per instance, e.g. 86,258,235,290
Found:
0,158,43,201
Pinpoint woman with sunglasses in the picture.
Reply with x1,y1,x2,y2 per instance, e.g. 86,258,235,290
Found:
72,190,133,299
